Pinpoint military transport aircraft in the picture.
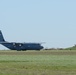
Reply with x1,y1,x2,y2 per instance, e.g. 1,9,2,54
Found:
0,30,44,51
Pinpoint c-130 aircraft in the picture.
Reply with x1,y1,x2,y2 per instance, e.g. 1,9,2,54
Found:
0,30,44,51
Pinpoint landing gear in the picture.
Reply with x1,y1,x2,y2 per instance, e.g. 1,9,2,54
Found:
22,50,26,51
17,50,22,51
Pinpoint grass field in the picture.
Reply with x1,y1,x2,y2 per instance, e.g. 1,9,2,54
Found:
0,50,76,75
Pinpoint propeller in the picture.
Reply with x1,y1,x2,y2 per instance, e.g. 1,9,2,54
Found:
13,43,23,46
39,42,46,44
13,43,16,46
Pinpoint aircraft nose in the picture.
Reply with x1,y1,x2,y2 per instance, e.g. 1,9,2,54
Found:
41,46,44,49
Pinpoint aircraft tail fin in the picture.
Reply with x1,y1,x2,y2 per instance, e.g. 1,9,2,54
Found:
0,30,5,42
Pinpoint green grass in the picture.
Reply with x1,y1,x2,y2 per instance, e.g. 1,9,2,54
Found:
0,50,76,75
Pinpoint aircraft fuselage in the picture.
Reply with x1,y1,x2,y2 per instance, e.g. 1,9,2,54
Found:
0,30,44,51
0,42,43,51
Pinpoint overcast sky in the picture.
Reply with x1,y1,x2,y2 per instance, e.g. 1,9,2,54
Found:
0,0,76,49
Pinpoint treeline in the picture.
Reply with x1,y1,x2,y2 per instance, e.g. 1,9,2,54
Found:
44,45,76,50
44,48,64,50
